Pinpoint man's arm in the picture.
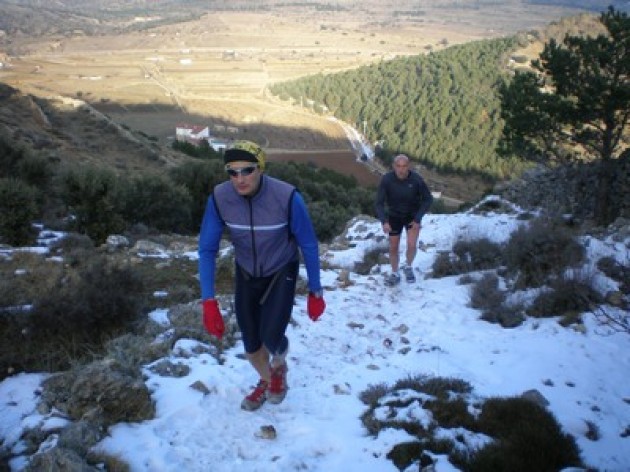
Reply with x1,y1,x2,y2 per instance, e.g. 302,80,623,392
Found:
375,174,388,223
198,195,224,300
414,175,434,223
290,192,322,293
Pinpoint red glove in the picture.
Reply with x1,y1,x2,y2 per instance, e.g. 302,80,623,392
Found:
202,299,225,339
307,292,326,321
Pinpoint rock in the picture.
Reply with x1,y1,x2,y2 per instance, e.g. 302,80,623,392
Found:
104,234,130,252
24,447,100,472
605,290,624,307
131,240,167,256
521,388,550,408
38,360,154,428
57,420,103,456
66,361,154,426
190,380,212,395
148,359,190,377
255,424,277,440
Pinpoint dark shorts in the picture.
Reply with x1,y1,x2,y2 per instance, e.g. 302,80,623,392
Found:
234,260,299,355
388,214,415,236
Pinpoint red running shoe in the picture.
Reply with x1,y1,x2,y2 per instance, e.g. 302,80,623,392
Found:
268,363,288,404
241,379,268,411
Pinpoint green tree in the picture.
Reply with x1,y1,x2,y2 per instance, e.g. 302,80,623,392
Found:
169,160,225,227
500,7,630,225
58,166,126,244
123,174,193,233
0,178,39,245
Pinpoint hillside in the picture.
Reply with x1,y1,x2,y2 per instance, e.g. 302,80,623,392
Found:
0,2,614,205
268,6,623,182
270,36,523,180
1,202,628,471
0,83,189,176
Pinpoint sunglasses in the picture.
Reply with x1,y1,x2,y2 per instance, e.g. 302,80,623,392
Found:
226,165,258,177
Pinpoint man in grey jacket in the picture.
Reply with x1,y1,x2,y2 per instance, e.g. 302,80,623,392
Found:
198,140,326,411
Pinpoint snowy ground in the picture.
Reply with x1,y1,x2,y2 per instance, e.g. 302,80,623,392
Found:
1,198,629,471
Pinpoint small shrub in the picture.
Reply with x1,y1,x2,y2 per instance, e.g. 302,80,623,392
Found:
0,251,65,309
480,304,525,328
431,238,503,278
469,273,505,310
527,274,602,321
465,397,583,472
470,273,525,327
453,238,503,271
58,165,126,244
0,311,29,379
424,397,476,429
122,174,193,233
15,254,145,373
131,256,200,310
459,273,476,284
597,256,630,293
50,232,95,252
49,232,95,267
432,251,459,278
0,178,40,245
360,378,585,472
386,441,423,471
169,159,226,227
504,218,585,289
16,154,52,190
359,382,389,408
404,375,473,398
308,200,352,241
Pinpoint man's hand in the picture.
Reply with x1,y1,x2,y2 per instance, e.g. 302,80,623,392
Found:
202,299,225,339
382,222,392,234
307,291,326,321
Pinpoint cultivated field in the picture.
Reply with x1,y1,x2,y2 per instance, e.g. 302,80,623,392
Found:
0,2,590,198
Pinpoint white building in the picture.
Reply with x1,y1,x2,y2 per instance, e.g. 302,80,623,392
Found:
175,124,210,144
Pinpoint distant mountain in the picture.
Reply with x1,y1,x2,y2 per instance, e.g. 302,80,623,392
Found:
526,0,629,12
0,0,211,48
2,0,619,47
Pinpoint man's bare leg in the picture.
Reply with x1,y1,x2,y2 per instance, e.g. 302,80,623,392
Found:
405,224,421,266
241,347,273,410
246,347,271,382
389,234,401,273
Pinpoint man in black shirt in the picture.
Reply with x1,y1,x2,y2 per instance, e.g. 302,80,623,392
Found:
375,154,433,285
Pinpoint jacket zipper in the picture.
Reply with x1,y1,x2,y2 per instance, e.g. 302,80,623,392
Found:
247,198,259,277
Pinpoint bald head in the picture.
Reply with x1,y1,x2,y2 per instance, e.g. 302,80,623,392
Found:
392,154,411,180
393,154,409,165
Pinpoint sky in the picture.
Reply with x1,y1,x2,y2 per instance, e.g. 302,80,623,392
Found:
1,196,629,472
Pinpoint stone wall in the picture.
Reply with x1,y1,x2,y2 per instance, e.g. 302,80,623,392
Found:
495,151,630,224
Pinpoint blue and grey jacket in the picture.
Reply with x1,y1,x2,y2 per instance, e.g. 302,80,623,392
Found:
198,174,322,300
